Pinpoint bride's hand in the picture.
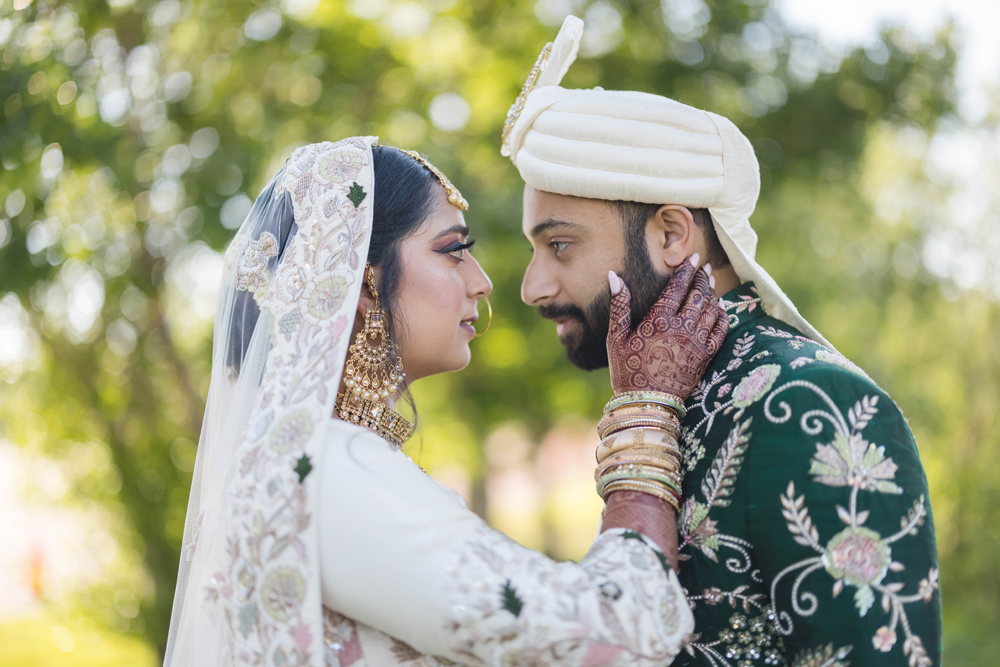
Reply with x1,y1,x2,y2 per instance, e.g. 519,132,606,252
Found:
606,255,729,400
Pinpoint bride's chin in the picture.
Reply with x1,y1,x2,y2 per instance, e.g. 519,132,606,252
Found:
404,345,472,381
446,344,473,373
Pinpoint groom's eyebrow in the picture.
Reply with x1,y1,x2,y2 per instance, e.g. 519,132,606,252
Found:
529,219,582,238
433,224,469,239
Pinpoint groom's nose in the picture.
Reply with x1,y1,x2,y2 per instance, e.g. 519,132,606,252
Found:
521,256,558,306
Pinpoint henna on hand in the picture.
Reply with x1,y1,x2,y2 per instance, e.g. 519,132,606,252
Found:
607,258,729,400
601,490,680,570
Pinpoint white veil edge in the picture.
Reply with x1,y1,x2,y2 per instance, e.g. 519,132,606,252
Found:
165,137,377,667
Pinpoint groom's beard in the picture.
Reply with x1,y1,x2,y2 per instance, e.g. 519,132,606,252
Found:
539,250,671,371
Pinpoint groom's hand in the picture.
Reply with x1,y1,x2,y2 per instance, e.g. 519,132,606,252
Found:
606,254,728,400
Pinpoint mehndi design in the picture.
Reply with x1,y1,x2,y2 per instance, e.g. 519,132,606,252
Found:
607,260,729,400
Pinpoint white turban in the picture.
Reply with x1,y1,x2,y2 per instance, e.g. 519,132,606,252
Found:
504,16,831,349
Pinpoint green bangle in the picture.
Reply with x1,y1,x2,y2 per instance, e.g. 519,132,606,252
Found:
605,391,687,420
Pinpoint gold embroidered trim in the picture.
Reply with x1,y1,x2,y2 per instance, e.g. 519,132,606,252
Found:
501,41,553,157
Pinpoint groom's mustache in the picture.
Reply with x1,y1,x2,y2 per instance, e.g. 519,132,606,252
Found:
538,303,590,325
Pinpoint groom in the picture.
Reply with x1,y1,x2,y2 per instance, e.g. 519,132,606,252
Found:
503,17,941,666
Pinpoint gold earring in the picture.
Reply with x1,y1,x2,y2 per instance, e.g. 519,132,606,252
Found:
336,263,414,448
474,296,492,338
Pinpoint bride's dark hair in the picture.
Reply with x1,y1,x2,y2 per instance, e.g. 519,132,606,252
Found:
225,145,442,377
367,145,441,345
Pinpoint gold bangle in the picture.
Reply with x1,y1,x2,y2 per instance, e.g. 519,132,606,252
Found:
597,464,682,495
596,429,681,462
596,454,682,481
598,413,680,439
604,403,681,420
596,445,682,472
598,416,681,440
601,479,680,512
603,480,681,513
596,444,682,467
600,403,680,427
597,450,683,470
596,464,681,491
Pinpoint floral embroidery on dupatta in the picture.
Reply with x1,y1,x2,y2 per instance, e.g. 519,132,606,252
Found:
237,231,279,297
205,138,375,667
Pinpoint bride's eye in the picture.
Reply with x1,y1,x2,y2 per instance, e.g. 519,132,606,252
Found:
438,239,476,260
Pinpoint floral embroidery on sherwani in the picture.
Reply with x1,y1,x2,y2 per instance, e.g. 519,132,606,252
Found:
673,283,941,667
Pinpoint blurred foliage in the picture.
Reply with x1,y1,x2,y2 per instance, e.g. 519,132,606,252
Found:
0,0,996,663
0,610,158,666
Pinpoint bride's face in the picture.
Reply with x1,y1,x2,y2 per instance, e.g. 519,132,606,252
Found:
391,186,492,382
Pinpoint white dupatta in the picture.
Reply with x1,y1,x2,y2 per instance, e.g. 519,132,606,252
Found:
165,137,377,667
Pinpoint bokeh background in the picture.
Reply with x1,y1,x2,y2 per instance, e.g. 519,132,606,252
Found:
1,0,998,664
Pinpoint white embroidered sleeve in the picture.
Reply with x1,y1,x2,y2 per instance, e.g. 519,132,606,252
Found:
317,423,693,666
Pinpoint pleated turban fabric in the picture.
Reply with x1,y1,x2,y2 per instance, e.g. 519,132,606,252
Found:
503,16,831,348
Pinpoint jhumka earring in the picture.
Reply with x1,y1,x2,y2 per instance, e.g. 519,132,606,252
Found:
336,264,414,448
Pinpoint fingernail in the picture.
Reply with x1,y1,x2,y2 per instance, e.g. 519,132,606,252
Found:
704,263,713,276
608,270,622,295
709,275,716,289
690,252,700,267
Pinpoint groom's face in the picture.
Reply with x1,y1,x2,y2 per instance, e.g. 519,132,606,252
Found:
520,186,670,370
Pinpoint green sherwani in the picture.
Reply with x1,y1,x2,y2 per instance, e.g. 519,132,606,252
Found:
674,283,941,667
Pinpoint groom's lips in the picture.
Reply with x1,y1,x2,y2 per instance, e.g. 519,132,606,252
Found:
554,317,578,337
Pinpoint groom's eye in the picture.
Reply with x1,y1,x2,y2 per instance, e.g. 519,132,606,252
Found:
549,240,570,254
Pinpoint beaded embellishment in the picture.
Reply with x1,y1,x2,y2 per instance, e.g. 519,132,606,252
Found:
394,148,468,210
501,41,553,157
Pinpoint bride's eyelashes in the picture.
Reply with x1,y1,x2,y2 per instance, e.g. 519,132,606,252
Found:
436,239,476,261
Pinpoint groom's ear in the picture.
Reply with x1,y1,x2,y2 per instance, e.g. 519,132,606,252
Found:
647,204,696,271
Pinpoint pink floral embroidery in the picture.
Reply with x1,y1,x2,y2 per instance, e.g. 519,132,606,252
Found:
582,643,625,666
873,626,897,652
824,526,890,587
294,622,312,653
731,364,781,409
237,231,279,294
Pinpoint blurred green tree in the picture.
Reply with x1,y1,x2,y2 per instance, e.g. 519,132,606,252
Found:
0,0,995,662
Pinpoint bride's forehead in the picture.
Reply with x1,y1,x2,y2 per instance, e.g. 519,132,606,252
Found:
415,201,468,237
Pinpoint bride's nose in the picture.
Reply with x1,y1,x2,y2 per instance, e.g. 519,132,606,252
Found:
465,254,492,298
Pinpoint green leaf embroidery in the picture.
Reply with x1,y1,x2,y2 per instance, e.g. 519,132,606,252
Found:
501,580,523,617
294,454,312,483
347,181,366,207
238,603,257,636
654,549,672,574
855,585,875,616
621,530,644,541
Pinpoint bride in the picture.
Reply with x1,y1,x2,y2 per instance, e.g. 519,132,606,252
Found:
164,137,726,667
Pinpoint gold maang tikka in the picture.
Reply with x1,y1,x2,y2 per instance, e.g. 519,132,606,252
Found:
336,263,414,448
381,145,469,210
